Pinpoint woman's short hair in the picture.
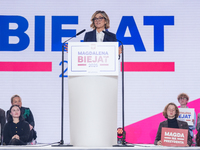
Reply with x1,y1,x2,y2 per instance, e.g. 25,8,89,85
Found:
11,94,21,103
7,105,24,122
163,102,179,119
177,93,189,101
90,10,110,30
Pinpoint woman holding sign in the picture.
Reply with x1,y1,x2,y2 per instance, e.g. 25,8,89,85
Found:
154,103,193,146
177,93,196,139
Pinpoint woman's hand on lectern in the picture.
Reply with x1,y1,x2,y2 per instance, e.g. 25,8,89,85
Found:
118,45,122,55
64,43,68,53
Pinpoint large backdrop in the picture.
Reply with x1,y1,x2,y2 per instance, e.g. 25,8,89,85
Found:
0,0,200,144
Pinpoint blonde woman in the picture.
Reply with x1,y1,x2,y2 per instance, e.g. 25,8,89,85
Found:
84,10,122,55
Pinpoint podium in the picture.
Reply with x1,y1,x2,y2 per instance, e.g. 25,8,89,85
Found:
68,42,118,147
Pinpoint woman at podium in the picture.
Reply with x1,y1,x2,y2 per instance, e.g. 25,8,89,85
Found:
84,10,122,55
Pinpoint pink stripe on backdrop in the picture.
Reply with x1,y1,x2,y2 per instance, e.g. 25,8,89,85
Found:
121,62,175,72
125,98,200,144
0,62,52,71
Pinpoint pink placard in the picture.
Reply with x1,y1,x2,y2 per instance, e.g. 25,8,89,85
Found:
161,127,188,147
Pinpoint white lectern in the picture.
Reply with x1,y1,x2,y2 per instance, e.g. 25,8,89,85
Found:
68,42,118,147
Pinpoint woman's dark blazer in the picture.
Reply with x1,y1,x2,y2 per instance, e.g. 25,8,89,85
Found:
154,120,193,146
84,30,117,42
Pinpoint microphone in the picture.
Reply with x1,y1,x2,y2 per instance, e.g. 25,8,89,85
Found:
102,30,116,40
76,29,86,36
102,30,122,46
102,30,117,41
102,30,122,59
63,29,86,44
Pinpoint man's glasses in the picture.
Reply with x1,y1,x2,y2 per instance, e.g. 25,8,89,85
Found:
93,17,105,21
179,97,187,100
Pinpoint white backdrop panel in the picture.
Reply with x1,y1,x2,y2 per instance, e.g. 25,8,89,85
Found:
0,0,200,143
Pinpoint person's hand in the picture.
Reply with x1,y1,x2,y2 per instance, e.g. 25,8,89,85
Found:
185,144,189,147
192,119,195,124
29,124,33,130
12,134,19,140
118,45,122,55
157,140,162,145
64,43,68,53
15,135,20,140
12,135,16,139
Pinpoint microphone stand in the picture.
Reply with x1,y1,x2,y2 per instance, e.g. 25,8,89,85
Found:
114,41,134,147
52,29,85,147
121,42,125,145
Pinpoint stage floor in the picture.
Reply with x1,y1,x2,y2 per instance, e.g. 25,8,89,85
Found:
0,144,199,150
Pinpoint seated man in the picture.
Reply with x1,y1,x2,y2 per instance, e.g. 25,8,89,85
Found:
0,108,5,145
7,95,37,143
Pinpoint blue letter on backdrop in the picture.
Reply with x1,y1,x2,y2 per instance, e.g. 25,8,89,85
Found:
0,16,30,51
116,16,146,51
52,16,78,51
144,16,174,51
35,16,45,51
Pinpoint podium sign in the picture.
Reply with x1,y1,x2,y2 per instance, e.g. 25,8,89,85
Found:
68,42,118,76
177,108,194,126
161,127,188,147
